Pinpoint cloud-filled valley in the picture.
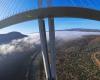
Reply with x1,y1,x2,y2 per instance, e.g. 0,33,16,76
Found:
0,31,100,55
0,31,99,80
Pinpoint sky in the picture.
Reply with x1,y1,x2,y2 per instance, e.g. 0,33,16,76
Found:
0,0,100,34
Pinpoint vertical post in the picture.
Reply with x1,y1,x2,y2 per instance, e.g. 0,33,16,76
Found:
47,0,57,79
48,17,57,80
38,19,52,80
38,0,52,80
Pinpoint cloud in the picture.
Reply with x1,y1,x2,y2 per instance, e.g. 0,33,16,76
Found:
0,33,40,55
0,31,100,55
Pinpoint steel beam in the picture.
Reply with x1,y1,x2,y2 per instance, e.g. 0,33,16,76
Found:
38,19,52,80
48,17,57,80
0,7,100,29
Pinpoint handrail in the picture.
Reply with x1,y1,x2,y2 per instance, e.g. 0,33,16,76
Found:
0,7,100,29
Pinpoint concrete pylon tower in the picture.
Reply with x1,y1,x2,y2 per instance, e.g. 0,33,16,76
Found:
37,0,57,80
47,0,57,80
38,0,52,80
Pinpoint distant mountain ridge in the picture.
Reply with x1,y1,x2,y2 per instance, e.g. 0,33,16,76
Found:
66,28,100,32
0,32,27,45
57,28,100,32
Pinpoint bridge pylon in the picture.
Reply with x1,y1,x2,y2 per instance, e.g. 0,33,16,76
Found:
38,0,57,80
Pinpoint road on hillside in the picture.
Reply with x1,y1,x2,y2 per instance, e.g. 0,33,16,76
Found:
91,52,100,69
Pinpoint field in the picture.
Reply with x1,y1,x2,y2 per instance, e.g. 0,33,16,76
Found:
56,35,100,80
37,35,100,80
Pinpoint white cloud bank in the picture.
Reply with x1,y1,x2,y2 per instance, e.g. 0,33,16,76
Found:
0,31,100,55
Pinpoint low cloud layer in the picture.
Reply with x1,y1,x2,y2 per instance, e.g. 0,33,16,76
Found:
0,31,100,55
0,33,40,55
